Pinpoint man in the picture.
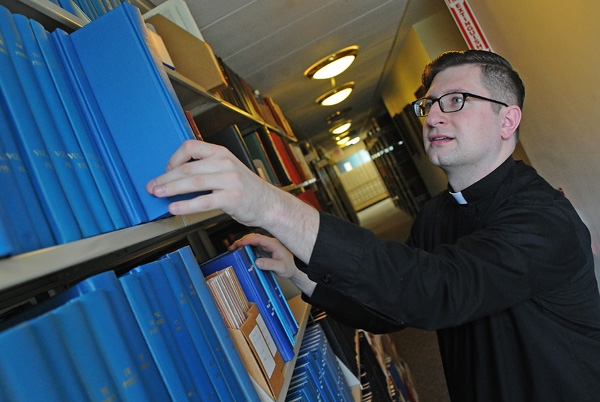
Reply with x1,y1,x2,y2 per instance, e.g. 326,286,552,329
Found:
147,50,600,401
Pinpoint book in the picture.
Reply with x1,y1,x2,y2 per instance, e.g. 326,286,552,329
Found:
159,257,236,401
199,246,295,362
246,245,299,345
185,110,204,141
0,5,81,244
205,125,258,174
0,103,55,249
130,261,219,401
57,270,170,400
119,268,199,401
168,246,261,401
0,110,42,254
51,293,122,401
15,14,114,235
31,19,129,231
52,28,145,226
256,126,293,187
243,130,280,185
0,318,72,401
1,9,101,239
268,129,306,185
68,3,198,221
0,209,15,258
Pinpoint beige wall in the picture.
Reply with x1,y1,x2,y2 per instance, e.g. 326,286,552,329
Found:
383,0,600,251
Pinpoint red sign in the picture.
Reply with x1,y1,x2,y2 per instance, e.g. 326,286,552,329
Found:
445,0,492,51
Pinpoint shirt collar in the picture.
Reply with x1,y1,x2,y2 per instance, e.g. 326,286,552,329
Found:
448,157,515,205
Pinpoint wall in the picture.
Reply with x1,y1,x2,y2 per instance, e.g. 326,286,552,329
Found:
383,0,600,252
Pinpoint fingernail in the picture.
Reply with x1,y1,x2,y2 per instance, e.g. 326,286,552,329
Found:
154,185,165,196
170,203,180,215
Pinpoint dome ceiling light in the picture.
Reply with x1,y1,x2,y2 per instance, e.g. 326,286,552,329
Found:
330,121,351,135
315,82,354,106
304,45,358,80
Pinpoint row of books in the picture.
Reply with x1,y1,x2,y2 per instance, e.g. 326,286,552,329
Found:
0,3,200,257
285,323,355,402
49,0,123,22
0,243,305,401
216,58,298,140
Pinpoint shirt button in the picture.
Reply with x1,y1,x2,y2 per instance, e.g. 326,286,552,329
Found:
322,274,331,283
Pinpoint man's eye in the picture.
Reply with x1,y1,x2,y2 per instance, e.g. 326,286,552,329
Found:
449,96,463,105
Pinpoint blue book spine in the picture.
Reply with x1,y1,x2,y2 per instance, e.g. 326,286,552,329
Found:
51,297,121,401
76,289,156,400
174,246,261,401
58,270,170,400
200,248,295,362
69,3,196,221
28,312,90,401
158,257,235,402
246,245,299,342
30,19,128,231
0,109,55,249
14,14,111,236
0,9,99,238
0,6,81,244
132,261,217,401
0,209,15,257
51,28,146,226
0,321,68,401
119,268,200,401
0,143,40,255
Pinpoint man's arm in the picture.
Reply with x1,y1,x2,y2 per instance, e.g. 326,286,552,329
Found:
146,140,319,263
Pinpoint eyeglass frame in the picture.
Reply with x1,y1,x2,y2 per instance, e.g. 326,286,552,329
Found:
412,92,509,117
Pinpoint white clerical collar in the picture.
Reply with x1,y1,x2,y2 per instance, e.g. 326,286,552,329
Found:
449,190,468,205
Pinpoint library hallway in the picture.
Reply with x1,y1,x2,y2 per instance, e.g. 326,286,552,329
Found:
357,198,451,402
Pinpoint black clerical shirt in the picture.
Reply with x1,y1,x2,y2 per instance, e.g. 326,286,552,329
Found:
302,157,600,401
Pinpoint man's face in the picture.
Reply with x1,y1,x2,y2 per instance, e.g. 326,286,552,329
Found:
422,64,507,177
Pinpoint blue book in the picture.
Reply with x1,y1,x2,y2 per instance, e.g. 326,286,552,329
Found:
30,19,128,231
0,319,70,401
56,271,170,400
119,267,201,401
51,28,145,226
68,3,197,221
172,246,261,401
158,257,236,401
0,117,41,254
200,246,295,362
0,8,99,239
131,261,218,401
14,14,114,235
246,245,299,344
76,289,157,400
0,108,55,249
0,209,15,258
28,311,89,400
51,294,121,401
0,6,81,244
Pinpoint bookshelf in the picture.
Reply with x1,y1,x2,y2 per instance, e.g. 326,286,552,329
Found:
0,0,322,401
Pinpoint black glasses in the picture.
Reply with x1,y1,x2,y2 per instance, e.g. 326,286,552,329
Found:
412,92,508,117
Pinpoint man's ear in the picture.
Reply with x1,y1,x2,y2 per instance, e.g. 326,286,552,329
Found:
500,106,522,140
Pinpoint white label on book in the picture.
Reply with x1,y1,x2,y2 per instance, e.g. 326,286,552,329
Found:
249,324,276,377
255,313,278,356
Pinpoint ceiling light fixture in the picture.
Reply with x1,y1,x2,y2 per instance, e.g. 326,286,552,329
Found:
316,82,354,106
330,121,352,135
304,45,358,80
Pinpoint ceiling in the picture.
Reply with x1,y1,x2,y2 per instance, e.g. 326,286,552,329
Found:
148,0,447,153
